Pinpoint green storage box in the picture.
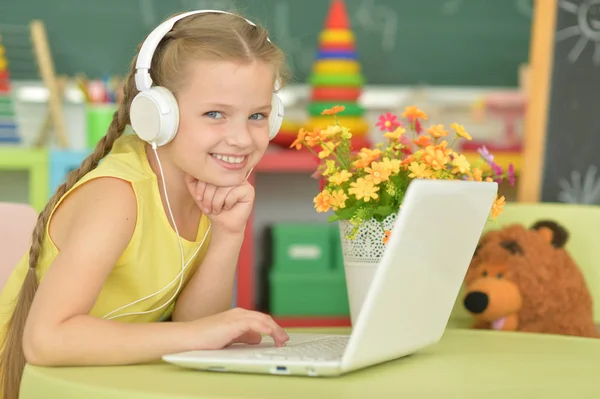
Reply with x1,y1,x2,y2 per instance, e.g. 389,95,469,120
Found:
270,223,333,273
269,270,349,316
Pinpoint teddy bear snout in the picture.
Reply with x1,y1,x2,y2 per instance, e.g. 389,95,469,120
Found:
464,291,489,314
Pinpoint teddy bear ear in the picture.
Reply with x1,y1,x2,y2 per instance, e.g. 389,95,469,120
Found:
530,220,569,248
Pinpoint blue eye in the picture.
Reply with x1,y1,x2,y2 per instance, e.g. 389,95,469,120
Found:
249,113,266,120
205,111,223,119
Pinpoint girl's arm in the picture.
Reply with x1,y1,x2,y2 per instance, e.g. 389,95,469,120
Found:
22,178,286,366
172,230,244,322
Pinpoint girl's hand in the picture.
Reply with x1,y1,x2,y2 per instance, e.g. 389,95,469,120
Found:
190,308,289,349
185,175,254,235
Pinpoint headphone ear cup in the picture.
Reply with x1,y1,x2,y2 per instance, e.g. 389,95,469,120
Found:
268,93,284,140
130,86,179,146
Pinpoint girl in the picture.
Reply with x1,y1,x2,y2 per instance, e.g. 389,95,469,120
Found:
0,10,290,398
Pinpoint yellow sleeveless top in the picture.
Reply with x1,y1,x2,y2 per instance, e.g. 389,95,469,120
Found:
0,134,211,335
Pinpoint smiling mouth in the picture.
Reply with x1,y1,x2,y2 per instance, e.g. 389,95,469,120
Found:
211,153,247,164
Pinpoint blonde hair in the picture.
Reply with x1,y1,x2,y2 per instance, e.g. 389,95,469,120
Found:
0,11,290,398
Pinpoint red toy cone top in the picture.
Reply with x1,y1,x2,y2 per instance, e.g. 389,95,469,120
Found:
325,0,350,30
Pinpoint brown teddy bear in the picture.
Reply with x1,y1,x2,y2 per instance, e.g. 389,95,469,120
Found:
463,220,599,338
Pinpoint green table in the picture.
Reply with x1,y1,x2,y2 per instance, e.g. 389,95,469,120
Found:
20,328,600,398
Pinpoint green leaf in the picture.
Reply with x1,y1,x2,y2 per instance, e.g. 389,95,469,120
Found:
373,205,393,218
380,184,393,206
328,214,341,222
334,204,361,220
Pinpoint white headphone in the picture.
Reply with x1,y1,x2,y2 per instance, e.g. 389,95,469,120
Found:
129,9,285,147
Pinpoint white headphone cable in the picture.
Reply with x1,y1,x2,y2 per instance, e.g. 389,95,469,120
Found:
102,142,210,320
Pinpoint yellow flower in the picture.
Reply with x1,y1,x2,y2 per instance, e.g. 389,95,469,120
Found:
384,126,406,140
427,124,449,138
321,125,341,138
322,160,337,176
318,142,336,159
314,190,332,213
329,170,353,185
408,162,433,179
380,157,401,174
349,178,379,202
451,154,471,174
472,167,483,182
402,106,428,120
491,195,505,220
451,123,472,140
330,189,348,210
365,161,392,184
341,126,352,139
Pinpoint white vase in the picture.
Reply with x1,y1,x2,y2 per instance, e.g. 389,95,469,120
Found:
338,213,397,325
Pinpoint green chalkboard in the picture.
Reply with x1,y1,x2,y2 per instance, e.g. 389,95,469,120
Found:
0,0,533,86
540,1,600,204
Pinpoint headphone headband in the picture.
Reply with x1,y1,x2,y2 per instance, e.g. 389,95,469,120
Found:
129,9,284,146
135,10,258,91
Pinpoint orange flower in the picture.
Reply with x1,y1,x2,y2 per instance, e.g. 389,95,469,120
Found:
402,106,428,121
472,167,483,182
491,195,505,219
365,161,391,184
353,158,371,169
354,148,382,168
359,148,382,160
413,135,432,147
422,145,450,170
383,230,391,244
401,154,415,166
304,128,322,147
321,105,346,115
435,140,453,156
314,190,332,213
427,124,449,138
290,128,307,150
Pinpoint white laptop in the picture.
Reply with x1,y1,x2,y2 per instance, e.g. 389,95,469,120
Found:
162,179,498,377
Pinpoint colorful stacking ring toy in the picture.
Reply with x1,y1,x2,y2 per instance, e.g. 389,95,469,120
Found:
309,73,363,87
313,60,360,74
319,29,354,44
311,87,361,102
316,50,357,60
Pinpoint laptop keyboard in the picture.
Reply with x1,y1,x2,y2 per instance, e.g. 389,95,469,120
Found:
251,336,349,362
